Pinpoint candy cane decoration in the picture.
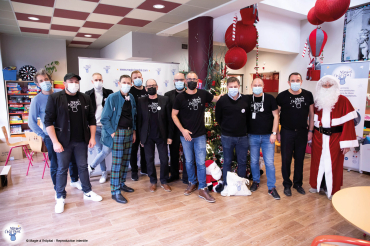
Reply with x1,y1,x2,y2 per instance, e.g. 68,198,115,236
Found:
302,41,307,57
232,14,237,42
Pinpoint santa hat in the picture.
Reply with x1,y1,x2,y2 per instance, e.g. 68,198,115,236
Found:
316,75,340,92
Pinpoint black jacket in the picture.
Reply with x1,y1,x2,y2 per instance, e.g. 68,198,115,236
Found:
44,90,96,148
164,89,185,134
137,95,173,144
85,87,113,113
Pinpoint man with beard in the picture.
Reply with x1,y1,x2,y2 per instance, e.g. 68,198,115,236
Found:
309,75,358,200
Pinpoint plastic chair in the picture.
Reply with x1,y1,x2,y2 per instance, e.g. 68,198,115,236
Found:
25,132,49,178
1,126,32,166
311,235,370,246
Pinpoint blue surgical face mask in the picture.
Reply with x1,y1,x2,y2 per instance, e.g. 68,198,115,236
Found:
40,81,52,92
133,78,142,87
228,88,239,97
291,82,301,92
120,83,131,94
252,87,263,95
175,81,184,90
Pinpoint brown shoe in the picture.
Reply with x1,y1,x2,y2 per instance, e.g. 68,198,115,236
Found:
161,183,172,192
149,183,157,192
199,188,215,203
184,182,197,196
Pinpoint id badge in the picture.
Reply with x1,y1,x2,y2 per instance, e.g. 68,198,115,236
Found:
252,112,256,119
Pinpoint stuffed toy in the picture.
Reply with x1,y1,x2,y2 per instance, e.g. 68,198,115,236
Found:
205,160,223,192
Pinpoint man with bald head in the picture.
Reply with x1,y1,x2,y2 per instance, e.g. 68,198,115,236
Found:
164,73,188,184
137,79,173,192
247,78,280,200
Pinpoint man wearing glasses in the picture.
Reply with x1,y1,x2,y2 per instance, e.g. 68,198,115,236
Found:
164,73,188,184
172,71,222,203
137,79,173,192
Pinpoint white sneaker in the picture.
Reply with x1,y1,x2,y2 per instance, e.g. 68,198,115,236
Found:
84,191,103,202
88,165,94,177
309,188,318,193
99,171,107,184
70,181,82,190
55,197,65,213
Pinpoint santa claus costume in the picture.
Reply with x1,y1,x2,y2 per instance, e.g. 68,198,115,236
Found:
310,75,358,199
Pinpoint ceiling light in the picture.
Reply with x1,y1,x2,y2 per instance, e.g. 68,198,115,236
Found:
84,34,92,37
28,17,39,21
153,4,165,9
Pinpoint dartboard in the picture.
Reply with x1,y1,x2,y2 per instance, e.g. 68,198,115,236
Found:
19,65,37,81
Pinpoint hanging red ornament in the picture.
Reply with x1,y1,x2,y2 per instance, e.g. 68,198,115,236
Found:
207,131,212,137
212,80,216,86
225,22,257,53
307,7,324,25
225,47,247,70
315,0,350,22
240,5,259,25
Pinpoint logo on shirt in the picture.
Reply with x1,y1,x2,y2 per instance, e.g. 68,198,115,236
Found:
290,96,305,109
68,99,81,112
252,102,263,112
148,102,159,113
188,97,202,110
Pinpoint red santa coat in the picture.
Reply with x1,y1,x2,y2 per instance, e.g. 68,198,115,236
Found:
310,95,358,197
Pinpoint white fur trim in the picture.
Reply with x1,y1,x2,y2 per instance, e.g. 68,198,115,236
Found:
340,140,359,148
331,111,357,126
314,114,318,122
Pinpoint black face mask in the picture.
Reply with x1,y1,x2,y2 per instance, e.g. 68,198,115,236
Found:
147,87,157,95
187,81,197,90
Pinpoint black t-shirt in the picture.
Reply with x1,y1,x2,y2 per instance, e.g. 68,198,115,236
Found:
148,98,160,139
173,89,214,138
215,94,249,137
276,89,314,131
247,93,278,135
66,94,84,142
129,86,148,103
118,94,132,129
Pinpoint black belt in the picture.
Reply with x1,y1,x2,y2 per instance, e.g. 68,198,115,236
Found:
314,126,343,136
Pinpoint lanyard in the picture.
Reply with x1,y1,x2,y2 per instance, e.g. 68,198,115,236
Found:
252,93,264,112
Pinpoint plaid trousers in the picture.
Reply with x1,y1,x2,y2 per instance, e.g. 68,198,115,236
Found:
111,128,133,195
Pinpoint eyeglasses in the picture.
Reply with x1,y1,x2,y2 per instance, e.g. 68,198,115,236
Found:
186,78,198,82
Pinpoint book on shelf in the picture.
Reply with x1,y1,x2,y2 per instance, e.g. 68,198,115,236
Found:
10,125,22,134
7,83,19,87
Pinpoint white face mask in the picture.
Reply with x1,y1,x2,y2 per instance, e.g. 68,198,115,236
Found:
120,83,131,94
94,81,103,90
67,83,79,94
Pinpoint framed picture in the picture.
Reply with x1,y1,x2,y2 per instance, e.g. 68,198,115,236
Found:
227,74,244,93
342,2,370,62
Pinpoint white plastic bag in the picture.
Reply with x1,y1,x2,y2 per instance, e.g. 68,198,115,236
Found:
221,171,251,196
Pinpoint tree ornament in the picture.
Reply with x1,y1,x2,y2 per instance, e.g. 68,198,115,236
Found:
225,47,247,70
315,0,350,22
307,7,324,25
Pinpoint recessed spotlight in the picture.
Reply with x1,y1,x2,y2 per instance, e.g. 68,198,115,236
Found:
28,17,39,21
84,34,92,37
153,4,165,9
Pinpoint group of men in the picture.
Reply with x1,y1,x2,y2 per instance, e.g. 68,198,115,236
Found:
28,67,357,214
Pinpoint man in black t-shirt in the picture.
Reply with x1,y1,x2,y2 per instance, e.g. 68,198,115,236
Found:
172,71,221,203
45,73,103,214
247,78,280,200
129,70,148,181
215,77,249,194
276,72,314,197
137,79,173,193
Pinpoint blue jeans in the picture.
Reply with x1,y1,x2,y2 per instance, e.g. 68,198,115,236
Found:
221,135,249,185
180,135,207,189
249,134,276,190
43,135,79,191
89,126,111,171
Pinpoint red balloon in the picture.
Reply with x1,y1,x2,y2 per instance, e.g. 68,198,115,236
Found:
308,7,324,25
225,21,257,53
315,0,350,22
225,47,247,70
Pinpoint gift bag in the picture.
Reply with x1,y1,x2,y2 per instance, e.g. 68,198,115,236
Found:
222,171,251,196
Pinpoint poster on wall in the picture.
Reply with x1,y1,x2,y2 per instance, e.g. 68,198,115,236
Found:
341,2,370,62
321,61,369,170
79,57,179,175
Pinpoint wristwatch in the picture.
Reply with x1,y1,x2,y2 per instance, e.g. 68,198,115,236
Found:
309,130,313,133
272,132,277,135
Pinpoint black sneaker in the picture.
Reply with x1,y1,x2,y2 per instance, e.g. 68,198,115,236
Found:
284,187,292,196
294,186,306,195
250,182,259,192
131,172,138,181
268,188,281,200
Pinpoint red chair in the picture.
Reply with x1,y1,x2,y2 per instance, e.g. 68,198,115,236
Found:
1,126,32,166
311,235,370,246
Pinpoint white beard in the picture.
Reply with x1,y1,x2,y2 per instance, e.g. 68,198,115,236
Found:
315,86,340,111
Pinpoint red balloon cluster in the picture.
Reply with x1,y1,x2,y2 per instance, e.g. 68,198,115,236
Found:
307,0,350,25
224,7,258,70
